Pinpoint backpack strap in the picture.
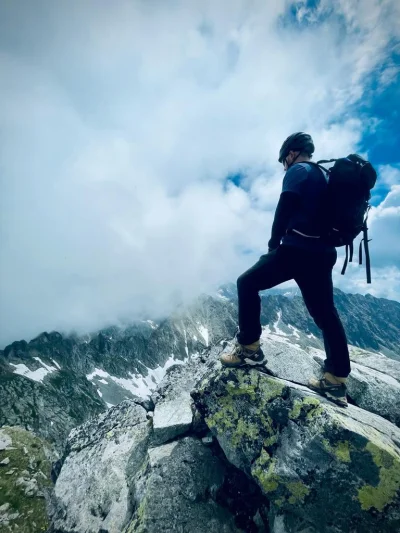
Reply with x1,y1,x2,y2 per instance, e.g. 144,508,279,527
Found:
302,160,332,174
359,227,372,284
341,245,349,275
316,159,337,173
364,228,372,284
341,242,354,276
358,206,372,284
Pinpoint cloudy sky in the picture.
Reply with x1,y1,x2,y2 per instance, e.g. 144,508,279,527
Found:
0,0,399,347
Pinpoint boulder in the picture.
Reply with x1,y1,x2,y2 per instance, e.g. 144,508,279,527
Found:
192,365,400,533
221,334,400,427
48,400,151,533
124,437,242,533
48,359,267,533
153,395,193,445
151,358,209,444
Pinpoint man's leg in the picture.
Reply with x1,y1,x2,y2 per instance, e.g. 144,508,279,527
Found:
236,247,294,345
220,247,294,367
294,248,351,378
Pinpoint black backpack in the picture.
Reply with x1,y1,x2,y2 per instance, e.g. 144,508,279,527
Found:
312,155,377,283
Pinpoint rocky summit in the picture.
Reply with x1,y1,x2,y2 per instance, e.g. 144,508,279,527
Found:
35,346,400,533
0,289,400,532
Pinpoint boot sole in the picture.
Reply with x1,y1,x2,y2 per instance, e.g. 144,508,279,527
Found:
308,384,348,408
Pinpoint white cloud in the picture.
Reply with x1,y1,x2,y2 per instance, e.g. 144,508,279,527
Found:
367,184,400,268
332,177,400,295
333,264,400,302
0,0,399,346
378,165,400,188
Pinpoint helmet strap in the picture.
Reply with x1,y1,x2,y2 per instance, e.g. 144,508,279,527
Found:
287,151,301,169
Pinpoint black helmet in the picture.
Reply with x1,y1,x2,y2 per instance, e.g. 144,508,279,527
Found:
278,132,315,163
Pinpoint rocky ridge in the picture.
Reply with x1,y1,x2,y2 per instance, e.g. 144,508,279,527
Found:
43,342,400,532
1,289,399,458
1,289,400,531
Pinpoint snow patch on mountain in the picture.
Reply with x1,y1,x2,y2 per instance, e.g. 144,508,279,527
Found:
216,289,229,300
86,355,184,400
9,358,58,383
272,311,287,336
198,325,209,346
261,324,301,349
183,328,189,357
288,325,301,339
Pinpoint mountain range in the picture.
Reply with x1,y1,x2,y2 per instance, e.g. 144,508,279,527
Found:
1,287,399,455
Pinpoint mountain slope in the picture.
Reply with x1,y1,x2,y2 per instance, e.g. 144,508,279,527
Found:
0,290,399,452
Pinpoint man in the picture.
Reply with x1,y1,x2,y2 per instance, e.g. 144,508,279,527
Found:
220,132,350,408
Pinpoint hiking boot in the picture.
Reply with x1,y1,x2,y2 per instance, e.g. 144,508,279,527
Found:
308,375,348,408
220,340,266,367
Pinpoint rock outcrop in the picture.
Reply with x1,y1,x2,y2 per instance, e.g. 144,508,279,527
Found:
48,400,151,533
125,437,242,533
0,426,56,532
46,345,400,533
246,333,400,427
192,364,400,533
47,357,269,533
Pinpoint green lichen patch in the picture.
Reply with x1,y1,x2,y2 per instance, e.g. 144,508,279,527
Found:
204,370,283,451
274,497,285,508
289,400,303,420
322,439,352,463
225,379,257,400
269,482,311,508
231,419,260,447
285,481,310,504
252,456,280,493
289,397,323,421
263,434,279,448
124,498,147,533
0,426,54,532
256,375,286,403
334,441,351,463
357,442,400,512
252,452,311,507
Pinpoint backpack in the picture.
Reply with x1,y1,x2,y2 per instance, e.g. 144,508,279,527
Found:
312,155,377,283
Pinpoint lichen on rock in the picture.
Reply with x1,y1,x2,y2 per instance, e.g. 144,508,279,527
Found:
357,441,400,511
192,364,400,533
0,426,55,533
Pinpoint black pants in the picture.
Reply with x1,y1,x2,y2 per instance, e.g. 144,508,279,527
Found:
237,245,351,378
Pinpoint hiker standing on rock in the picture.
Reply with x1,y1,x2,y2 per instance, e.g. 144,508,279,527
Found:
220,132,350,408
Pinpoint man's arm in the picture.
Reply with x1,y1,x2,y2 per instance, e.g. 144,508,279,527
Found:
268,191,300,251
268,164,307,251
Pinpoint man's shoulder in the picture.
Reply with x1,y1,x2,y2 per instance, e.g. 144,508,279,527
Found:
283,163,309,184
296,162,318,173
282,163,309,194
283,162,326,195
296,162,326,181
